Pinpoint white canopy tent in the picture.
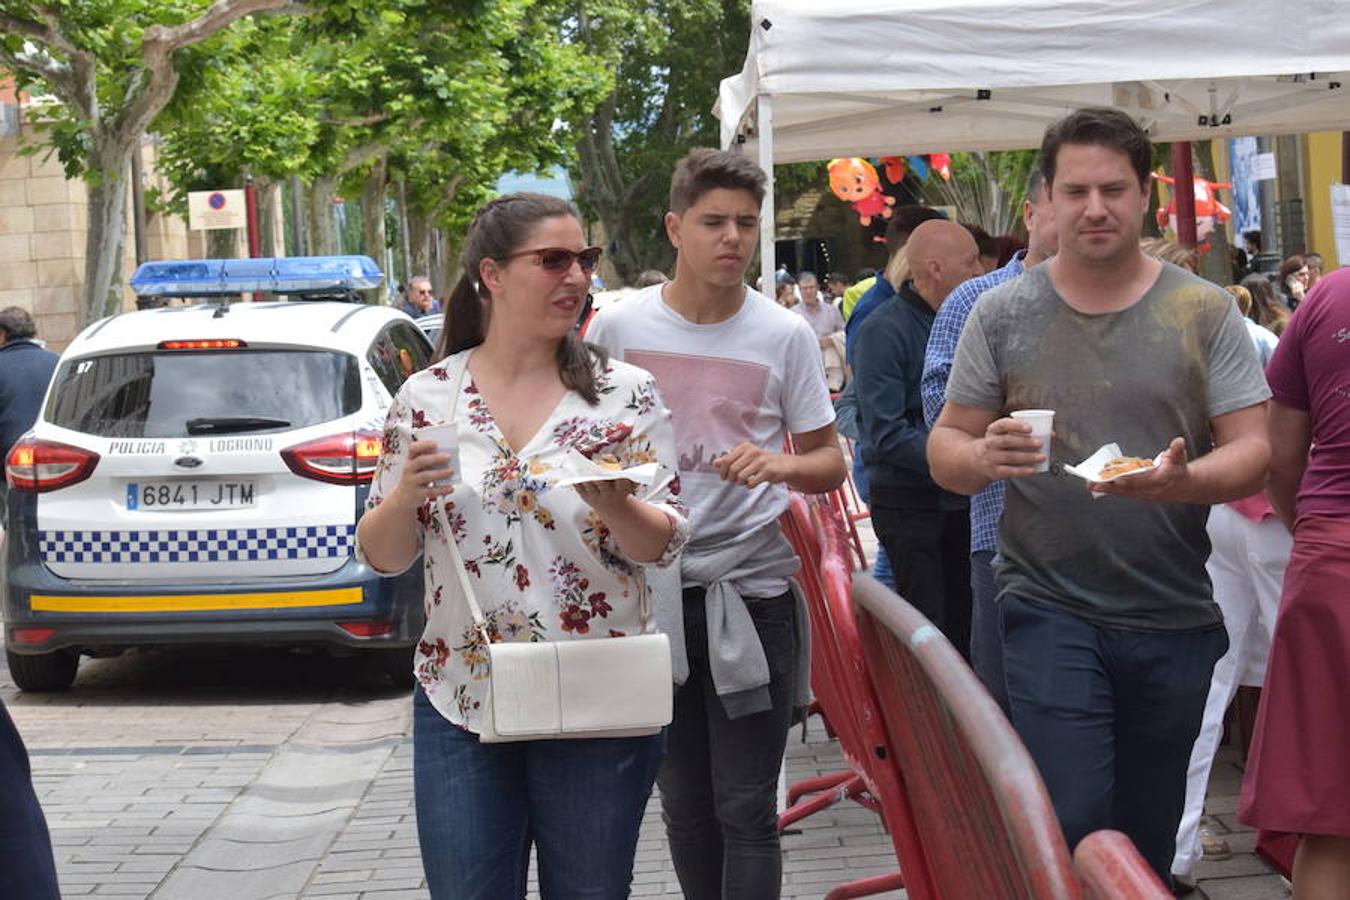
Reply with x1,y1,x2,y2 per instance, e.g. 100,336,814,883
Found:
717,0,1350,291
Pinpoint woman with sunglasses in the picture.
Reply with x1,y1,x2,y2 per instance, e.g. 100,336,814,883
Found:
356,193,688,899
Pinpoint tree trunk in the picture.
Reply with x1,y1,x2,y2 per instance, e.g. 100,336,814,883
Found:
81,138,134,324
575,97,647,286
407,210,432,281
394,180,412,290
362,158,388,266
256,178,281,256
361,158,388,303
428,228,443,296
308,176,340,255
206,228,238,258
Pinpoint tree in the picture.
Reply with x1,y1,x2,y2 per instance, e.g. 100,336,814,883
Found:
0,0,315,325
150,0,611,287
920,150,1038,237
570,0,750,285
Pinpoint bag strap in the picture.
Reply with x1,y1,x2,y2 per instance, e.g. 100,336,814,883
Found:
429,349,654,639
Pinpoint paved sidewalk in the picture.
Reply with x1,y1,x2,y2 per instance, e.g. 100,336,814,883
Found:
24,697,1286,899
6,517,1288,898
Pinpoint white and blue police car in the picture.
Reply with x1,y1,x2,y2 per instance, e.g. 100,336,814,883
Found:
3,256,434,691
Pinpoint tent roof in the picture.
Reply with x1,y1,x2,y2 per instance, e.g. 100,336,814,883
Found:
718,0,1350,162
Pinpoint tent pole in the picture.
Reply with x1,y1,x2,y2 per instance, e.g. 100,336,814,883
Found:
758,94,776,296
1171,142,1198,248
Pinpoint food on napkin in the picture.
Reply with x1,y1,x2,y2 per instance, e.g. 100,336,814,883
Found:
1063,442,1164,487
594,454,623,472
1098,456,1156,479
552,448,661,488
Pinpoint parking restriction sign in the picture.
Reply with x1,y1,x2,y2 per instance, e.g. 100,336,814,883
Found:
188,189,247,230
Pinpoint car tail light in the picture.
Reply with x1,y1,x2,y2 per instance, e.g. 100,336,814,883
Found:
10,628,56,645
281,430,382,485
158,339,247,350
339,621,396,638
6,438,100,492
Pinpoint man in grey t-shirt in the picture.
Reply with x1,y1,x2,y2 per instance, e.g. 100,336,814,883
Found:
927,108,1270,888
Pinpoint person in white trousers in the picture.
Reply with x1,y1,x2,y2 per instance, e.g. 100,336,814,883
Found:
1172,317,1286,889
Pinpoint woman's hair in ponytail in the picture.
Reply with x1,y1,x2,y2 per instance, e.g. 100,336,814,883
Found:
434,192,607,404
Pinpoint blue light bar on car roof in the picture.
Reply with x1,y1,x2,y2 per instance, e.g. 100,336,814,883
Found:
129,256,383,297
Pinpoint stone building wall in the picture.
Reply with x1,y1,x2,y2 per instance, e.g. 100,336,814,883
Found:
0,123,201,352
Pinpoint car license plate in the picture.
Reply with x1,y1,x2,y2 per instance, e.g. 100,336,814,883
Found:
126,481,256,511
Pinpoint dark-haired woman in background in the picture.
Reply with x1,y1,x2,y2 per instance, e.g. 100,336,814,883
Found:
356,193,688,898
1240,274,1291,336
1278,254,1311,310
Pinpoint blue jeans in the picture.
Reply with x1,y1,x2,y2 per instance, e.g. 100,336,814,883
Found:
969,549,1009,714
0,699,59,900
412,689,664,899
659,589,798,900
852,454,894,589
1000,594,1227,885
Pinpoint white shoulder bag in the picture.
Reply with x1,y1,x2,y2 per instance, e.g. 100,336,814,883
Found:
434,352,673,743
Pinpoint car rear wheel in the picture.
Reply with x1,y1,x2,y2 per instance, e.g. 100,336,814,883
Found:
7,648,79,692
371,646,415,689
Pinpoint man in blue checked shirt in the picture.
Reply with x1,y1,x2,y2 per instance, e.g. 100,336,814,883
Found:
919,165,1057,712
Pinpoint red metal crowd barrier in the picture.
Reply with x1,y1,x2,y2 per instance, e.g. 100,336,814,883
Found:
851,574,1170,899
781,432,871,570
779,494,855,829
778,496,913,899
1074,832,1173,900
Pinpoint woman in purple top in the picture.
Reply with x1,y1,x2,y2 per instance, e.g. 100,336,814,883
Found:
1239,266,1350,898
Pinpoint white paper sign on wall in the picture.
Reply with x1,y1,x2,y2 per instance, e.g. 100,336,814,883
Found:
187,190,247,231
1330,184,1350,270
1250,153,1278,182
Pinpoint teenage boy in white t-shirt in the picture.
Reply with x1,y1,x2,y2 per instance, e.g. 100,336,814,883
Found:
587,148,846,899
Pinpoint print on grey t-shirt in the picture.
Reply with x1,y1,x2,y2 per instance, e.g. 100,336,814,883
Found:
945,262,1271,630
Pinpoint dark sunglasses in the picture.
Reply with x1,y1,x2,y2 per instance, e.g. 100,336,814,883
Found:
504,246,603,274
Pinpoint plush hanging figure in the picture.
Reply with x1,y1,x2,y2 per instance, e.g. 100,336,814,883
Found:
879,156,907,184
929,153,953,181
1153,172,1233,251
827,158,896,226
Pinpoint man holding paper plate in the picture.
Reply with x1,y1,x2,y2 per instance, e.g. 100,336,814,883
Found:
926,108,1270,889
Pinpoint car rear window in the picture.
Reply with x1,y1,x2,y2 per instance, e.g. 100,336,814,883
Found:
46,350,362,438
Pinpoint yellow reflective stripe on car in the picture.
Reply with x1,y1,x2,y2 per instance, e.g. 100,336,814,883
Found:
29,588,364,613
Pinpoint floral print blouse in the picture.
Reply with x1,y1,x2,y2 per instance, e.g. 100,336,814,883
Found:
355,349,689,732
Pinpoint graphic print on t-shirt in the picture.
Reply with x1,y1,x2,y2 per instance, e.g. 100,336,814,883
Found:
625,349,771,475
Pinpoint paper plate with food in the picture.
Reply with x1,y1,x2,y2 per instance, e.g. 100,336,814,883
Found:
1063,443,1165,485
551,448,661,488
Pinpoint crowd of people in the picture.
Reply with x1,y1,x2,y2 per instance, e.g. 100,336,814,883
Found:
3,104,1345,900
366,107,1347,899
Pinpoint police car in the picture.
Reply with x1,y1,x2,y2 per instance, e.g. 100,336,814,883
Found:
3,257,433,691
414,313,443,351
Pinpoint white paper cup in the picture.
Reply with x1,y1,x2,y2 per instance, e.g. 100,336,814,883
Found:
414,423,460,486
1010,409,1054,473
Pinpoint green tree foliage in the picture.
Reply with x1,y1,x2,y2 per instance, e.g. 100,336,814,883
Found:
569,0,750,284
921,150,1038,237
151,0,611,276
0,0,311,324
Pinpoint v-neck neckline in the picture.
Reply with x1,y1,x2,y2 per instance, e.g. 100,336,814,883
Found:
463,349,571,457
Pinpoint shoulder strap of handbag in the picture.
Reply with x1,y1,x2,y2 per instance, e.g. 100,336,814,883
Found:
429,350,653,642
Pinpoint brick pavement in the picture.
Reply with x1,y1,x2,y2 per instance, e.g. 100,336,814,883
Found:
10,669,1288,899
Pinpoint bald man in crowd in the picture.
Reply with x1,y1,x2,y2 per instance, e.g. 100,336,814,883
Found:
855,220,984,652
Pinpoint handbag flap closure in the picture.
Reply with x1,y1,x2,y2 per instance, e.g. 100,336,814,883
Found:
488,642,562,735
555,634,672,732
